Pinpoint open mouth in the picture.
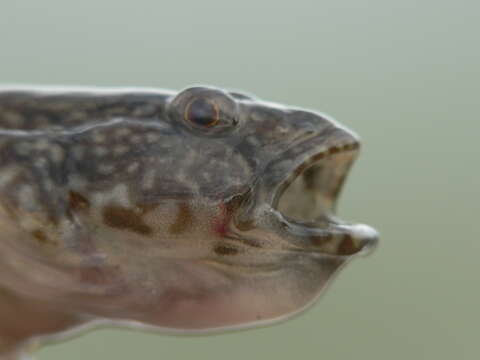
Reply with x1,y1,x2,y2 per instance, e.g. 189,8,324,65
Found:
274,141,360,222
266,133,378,257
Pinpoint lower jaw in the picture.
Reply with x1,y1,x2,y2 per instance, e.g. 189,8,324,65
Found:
262,207,378,257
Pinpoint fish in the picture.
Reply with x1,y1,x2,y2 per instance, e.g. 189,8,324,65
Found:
0,85,378,359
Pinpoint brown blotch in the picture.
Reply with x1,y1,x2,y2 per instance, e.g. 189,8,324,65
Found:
311,234,331,247
351,142,361,150
312,152,326,161
103,205,153,236
69,191,90,212
338,234,358,255
32,229,57,246
328,146,341,154
214,244,239,256
169,202,194,235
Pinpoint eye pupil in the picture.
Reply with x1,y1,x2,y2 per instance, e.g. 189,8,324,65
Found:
186,98,219,127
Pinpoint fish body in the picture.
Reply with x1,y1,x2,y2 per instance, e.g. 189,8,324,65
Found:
0,85,378,359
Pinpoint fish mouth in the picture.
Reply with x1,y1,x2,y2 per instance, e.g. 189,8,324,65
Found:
264,126,379,256
273,141,360,218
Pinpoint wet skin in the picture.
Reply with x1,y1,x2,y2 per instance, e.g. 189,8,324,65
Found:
0,85,378,359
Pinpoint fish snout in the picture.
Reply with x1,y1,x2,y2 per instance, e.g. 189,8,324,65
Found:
335,223,379,256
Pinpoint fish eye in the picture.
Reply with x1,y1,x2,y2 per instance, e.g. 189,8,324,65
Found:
168,86,240,136
185,98,220,128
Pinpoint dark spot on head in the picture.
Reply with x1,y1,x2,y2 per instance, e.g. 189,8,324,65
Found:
311,234,331,247
69,191,90,212
345,142,360,151
328,146,341,155
169,202,194,235
338,234,358,255
32,229,57,246
103,205,153,236
312,152,326,161
214,244,239,256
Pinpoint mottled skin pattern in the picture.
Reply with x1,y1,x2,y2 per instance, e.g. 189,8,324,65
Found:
0,85,378,359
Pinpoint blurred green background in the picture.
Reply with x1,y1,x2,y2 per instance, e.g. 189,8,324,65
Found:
1,0,478,359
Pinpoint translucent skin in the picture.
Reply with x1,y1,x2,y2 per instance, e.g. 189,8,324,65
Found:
0,85,378,358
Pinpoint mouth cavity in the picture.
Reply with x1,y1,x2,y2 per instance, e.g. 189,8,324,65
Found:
273,142,378,256
274,142,359,221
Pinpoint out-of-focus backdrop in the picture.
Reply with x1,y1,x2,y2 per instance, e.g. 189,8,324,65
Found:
0,1,478,359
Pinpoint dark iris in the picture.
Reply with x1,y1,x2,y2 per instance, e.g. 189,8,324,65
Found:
185,98,219,127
